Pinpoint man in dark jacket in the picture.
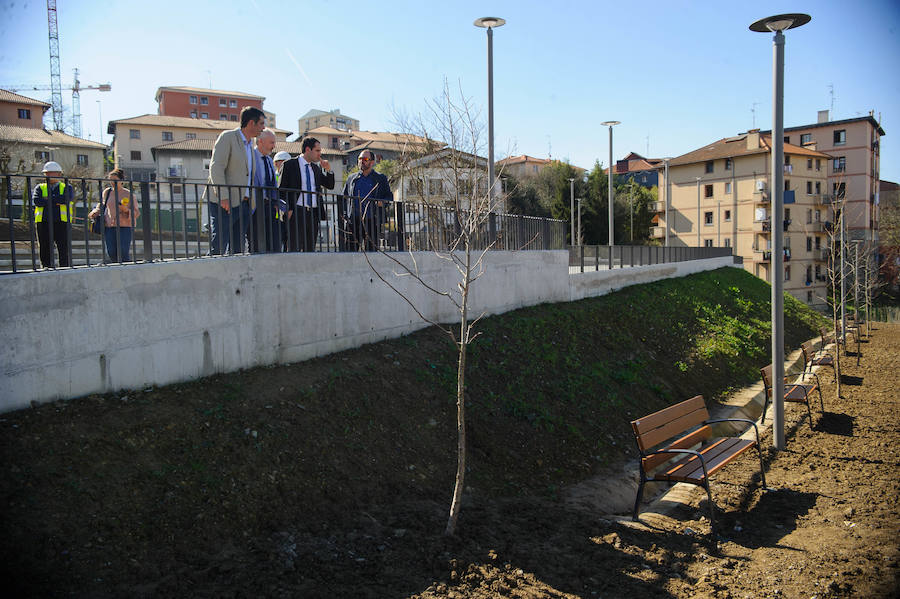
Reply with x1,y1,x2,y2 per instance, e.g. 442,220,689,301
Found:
279,137,335,252
343,150,393,251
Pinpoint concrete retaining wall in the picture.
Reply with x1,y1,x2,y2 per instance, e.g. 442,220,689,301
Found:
0,251,735,412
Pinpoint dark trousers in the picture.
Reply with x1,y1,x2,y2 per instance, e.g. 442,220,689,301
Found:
37,220,70,267
208,201,251,255
288,207,319,252
250,200,282,253
348,215,381,251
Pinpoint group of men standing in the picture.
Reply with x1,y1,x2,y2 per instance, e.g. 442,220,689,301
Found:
206,106,393,255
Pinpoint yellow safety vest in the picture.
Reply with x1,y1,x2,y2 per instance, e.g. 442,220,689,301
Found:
34,182,73,223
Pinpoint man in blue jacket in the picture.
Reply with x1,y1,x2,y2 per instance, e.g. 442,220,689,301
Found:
343,150,393,251
32,161,74,267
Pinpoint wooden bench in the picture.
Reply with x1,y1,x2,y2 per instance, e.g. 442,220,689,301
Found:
801,340,835,382
760,364,824,430
630,395,766,531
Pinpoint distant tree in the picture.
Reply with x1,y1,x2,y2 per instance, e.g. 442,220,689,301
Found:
615,181,657,244
502,174,548,218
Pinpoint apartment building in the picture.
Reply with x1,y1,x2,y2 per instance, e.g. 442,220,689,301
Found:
298,109,359,137
495,155,551,179
108,114,290,181
766,111,884,243
0,89,107,178
655,129,831,307
609,152,663,189
154,86,265,122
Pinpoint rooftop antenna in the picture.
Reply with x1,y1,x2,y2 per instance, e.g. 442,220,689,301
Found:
547,135,552,160
751,102,760,128
645,133,650,155
207,70,212,89
828,84,835,114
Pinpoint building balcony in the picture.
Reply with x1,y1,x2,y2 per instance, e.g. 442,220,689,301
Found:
753,247,791,262
754,190,770,203
649,226,665,239
650,201,665,213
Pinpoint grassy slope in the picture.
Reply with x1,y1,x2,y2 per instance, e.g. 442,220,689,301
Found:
0,267,828,560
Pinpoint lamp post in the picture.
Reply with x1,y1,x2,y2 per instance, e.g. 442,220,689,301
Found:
97,100,103,145
663,157,672,246
629,179,636,243
750,12,811,451
568,177,575,245
474,17,505,205
601,121,620,246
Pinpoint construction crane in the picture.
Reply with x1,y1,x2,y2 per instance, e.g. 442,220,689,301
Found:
3,0,111,138
3,69,111,138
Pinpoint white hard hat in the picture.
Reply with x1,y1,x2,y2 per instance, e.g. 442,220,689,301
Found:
42,161,63,173
274,151,291,162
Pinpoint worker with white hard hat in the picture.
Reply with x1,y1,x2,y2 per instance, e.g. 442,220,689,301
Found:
32,161,74,267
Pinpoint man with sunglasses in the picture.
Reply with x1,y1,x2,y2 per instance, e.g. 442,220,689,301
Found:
343,150,393,251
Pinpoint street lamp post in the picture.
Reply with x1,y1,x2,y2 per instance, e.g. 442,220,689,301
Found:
97,100,103,145
601,121,620,246
474,17,505,205
629,180,635,243
663,157,671,246
568,177,575,245
750,12,811,451
576,198,583,246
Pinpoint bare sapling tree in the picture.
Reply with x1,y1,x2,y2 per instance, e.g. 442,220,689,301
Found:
822,188,848,397
359,81,508,535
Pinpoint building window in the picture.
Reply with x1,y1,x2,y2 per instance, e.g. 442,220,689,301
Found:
784,179,791,191
815,236,821,250
162,131,173,141
800,133,812,145
200,112,209,119
806,237,813,251
190,110,197,118
130,151,141,161
705,160,714,173
806,158,812,169
785,265,791,281
189,95,198,104
704,211,713,225
807,209,812,224
76,154,88,166
784,135,790,144
704,184,713,198
724,158,732,170
173,184,183,196
428,179,443,196
724,209,731,222
815,181,821,194
129,128,140,139
833,156,846,172
814,209,821,222
807,181,813,194
724,238,731,248
186,132,197,140
35,150,50,161
220,113,228,120
229,100,237,108
219,98,227,107
815,159,821,171
725,181,732,194
833,182,846,197
200,96,209,105
704,239,714,247
18,108,31,119
785,155,791,165
230,115,238,121
833,129,846,145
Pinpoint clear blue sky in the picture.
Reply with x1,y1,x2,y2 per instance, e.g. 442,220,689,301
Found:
2,0,899,181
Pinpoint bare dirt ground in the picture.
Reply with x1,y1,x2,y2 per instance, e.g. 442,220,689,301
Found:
1,324,898,598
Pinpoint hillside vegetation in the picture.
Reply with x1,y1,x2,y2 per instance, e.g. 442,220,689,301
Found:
0,266,827,594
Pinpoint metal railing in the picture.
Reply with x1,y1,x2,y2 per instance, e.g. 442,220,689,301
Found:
568,244,734,272
1,173,566,274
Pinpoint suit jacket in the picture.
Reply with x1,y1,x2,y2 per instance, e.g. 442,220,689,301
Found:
279,157,335,220
204,128,257,209
343,170,393,220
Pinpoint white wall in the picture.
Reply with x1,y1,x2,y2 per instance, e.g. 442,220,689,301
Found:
0,251,734,412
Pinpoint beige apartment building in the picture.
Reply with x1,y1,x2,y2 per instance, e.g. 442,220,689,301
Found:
108,114,290,181
655,130,832,307
774,111,884,243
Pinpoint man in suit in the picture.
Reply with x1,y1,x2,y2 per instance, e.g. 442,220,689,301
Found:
343,149,393,251
250,129,283,253
279,137,335,252
205,106,265,254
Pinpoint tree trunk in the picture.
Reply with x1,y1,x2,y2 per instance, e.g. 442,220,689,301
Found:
445,250,471,537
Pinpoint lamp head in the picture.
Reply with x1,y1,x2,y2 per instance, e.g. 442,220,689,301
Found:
601,120,621,127
474,17,506,28
749,13,811,33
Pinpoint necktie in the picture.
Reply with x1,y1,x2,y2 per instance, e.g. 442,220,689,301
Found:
305,163,314,208
264,157,273,186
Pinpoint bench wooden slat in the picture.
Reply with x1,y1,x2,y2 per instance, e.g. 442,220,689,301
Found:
664,438,756,482
631,395,706,437
641,425,713,472
785,383,815,402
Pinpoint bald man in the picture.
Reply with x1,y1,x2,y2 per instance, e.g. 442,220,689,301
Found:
251,129,282,252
